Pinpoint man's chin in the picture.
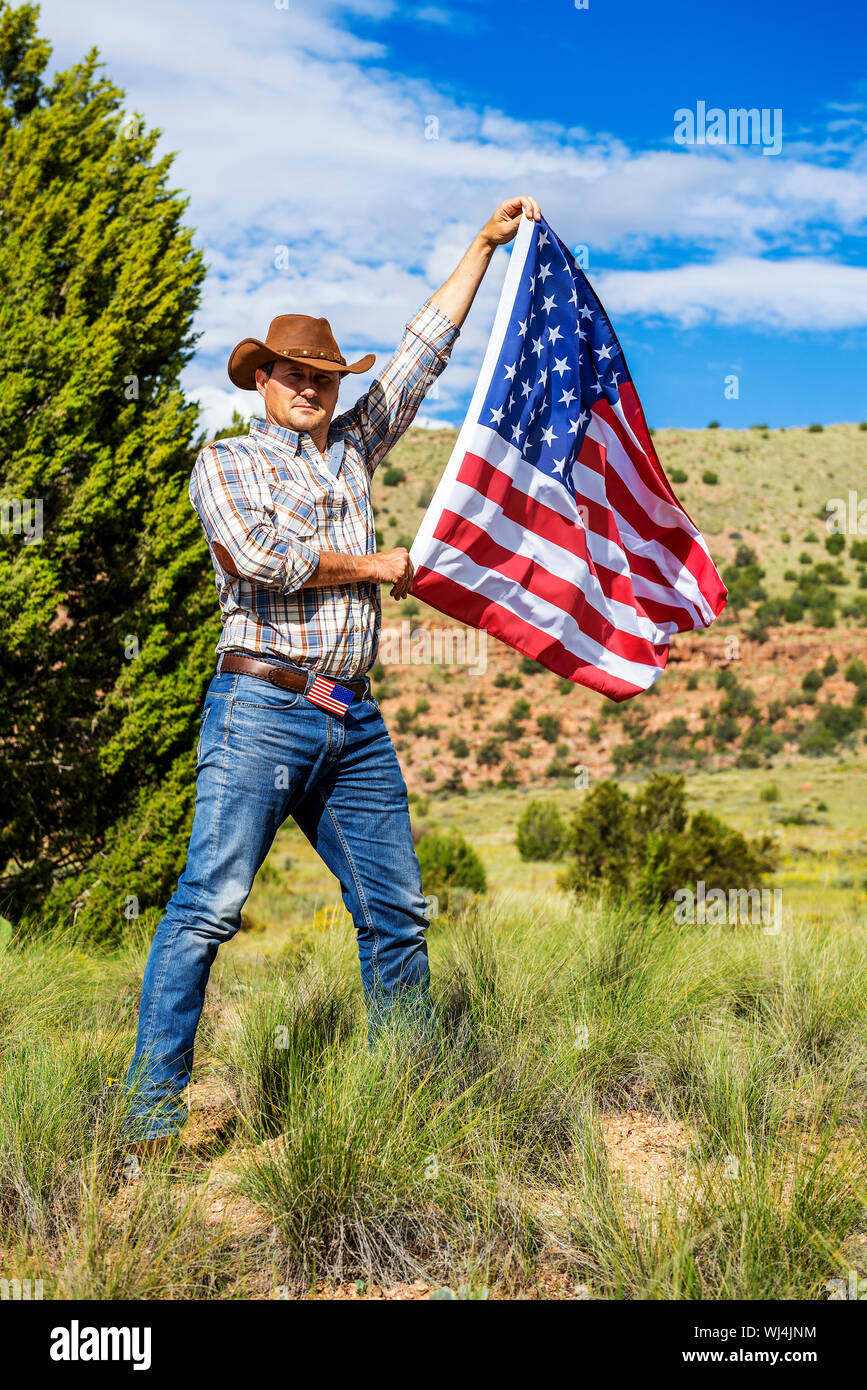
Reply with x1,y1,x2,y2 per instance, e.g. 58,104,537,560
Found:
287,409,322,430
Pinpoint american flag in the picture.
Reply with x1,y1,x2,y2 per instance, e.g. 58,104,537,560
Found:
410,215,727,701
306,675,356,716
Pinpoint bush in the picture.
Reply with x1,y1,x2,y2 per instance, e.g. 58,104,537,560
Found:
516,800,565,861
798,701,864,756
807,423,824,432
802,670,824,693
448,735,469,759
415,830,486,909
477,737,504,767
845,659,867,687
670,467,688,484
559,773,776,907
825,533,845,556
382,466,405,486
702,469,719,485
536,713,561,744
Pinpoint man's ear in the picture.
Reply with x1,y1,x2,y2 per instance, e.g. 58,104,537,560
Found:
254,367,269,401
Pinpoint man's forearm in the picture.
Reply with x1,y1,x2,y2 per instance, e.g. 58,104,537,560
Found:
429,234,495,329
299,551,378,588
297,547,414,600
428,195,542,329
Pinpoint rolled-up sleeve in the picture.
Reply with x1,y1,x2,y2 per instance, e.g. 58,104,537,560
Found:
190,443,319,594
342,300,460,475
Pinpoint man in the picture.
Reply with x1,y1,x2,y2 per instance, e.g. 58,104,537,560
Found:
124,195,542,1143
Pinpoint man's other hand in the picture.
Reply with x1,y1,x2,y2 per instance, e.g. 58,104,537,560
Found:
374,547,415,600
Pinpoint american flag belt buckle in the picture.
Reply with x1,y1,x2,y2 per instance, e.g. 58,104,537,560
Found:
305,673,357,717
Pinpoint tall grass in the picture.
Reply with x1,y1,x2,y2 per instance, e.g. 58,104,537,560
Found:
0,896,864,1298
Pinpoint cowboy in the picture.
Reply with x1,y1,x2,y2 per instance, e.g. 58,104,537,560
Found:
123,195,542,1145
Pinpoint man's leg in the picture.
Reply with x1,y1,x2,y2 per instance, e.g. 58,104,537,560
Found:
123,674,315,1138
292,696,432,1039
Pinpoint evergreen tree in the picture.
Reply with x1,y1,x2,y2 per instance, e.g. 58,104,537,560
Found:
0,3,217,940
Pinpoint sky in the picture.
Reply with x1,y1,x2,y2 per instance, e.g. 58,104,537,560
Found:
36,0,867,434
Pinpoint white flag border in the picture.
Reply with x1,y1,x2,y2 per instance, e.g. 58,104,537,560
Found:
410,213,537,565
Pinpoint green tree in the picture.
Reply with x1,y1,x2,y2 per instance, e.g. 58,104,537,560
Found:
416,830,486,910
515,800,564,861
0,4,212,939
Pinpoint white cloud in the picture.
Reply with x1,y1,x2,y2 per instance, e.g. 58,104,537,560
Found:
596,257,867,330
34,0,867,432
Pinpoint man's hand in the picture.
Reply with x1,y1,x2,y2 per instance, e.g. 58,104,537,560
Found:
480,195,542,249
372,547,414,600
429,195,542,329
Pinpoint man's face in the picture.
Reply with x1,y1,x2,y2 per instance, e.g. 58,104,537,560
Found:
254,359,341,438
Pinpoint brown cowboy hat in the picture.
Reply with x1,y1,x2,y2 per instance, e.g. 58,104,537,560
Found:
228,314,376,390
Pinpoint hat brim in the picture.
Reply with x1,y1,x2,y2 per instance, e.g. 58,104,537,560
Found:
227,339,376,390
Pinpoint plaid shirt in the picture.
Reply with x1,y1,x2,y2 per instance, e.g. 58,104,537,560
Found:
190,300,459,679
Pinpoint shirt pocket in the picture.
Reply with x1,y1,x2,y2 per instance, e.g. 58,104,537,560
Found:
265,477,318,541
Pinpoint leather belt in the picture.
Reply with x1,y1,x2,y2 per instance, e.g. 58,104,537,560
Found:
218,652,369,699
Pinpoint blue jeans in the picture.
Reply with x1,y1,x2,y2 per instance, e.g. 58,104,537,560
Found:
123,667,431,1139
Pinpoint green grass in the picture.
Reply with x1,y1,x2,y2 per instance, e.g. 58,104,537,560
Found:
2,893,865,1299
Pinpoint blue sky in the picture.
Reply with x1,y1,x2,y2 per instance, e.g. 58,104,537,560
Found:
39,0,867,431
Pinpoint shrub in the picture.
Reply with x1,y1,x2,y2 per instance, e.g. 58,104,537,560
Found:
477,737,504,767
802,670,824,693
845,659,867,687
825,533,845,556
448,735,469,759
515,800,565,861
559,773,775,906
670,467,688,484
382,466,405,486
536,713,561,743
807,423,824,432
702,469,719,485
415,830,486,908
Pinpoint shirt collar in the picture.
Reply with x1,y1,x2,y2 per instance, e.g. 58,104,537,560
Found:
249,416,300,453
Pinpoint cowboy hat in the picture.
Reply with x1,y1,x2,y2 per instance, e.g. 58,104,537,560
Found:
227,314,376,390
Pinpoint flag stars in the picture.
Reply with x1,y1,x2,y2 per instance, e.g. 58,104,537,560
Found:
596,344,612,363
490,405,505,425
531,336,544,356
504,361,517,381
537,262,553,283
511,422,524,444
547,324,563,346
540,424,558,447
520,378,532,399
541,293,557,314
578,305,594,321
560,386,577,407
553,356,570,377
